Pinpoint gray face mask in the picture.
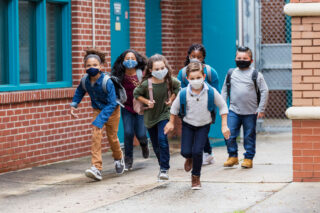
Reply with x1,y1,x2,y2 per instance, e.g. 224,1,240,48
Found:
152,68,168,80
189,58,201,63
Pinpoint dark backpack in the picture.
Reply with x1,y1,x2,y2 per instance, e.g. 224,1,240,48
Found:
226,68,260,105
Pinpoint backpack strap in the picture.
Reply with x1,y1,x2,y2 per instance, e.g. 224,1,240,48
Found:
207,85,215,112
179,88,187,118
252,69,261,105
147,78,153,101
136,69,143,82
81,74,88,92
205,64,212,83
181,67,187,85
102,74,111,94
226,68,234,101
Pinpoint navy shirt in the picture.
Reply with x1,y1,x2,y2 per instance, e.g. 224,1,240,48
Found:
70,73,118,128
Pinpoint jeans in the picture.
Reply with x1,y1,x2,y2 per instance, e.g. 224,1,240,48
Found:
181,122,211,176
225,110,257,160
204,138,212,155
121,108,148,159
147,120,170,171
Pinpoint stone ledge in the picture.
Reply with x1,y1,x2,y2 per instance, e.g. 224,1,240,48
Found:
284,3,320,17
286,107,320,120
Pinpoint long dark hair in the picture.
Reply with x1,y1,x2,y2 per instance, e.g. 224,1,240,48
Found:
184,43,206,66
143,54,173,94
111,49,147,83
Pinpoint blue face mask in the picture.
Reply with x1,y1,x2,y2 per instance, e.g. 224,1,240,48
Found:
123,59,138,69
86,67,100,77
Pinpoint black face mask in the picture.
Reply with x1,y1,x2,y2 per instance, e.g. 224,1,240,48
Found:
86,67,100,77
236,60,251,69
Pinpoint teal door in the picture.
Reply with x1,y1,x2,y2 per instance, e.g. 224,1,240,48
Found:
202,1,237,143
110,0,130,144
145,0,162,57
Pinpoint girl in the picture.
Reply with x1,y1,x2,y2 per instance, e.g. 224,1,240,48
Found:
177,43,219,165
70,49,125,181
165,62,230,189
111,49,149,170
133,54,180,181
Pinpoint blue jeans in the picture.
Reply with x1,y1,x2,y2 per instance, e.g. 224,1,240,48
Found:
121,108,148,159
225,110,257,159
181,122,211,176
147,119,170,171
204,137,212,155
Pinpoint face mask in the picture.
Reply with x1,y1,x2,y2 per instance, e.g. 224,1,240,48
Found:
236,60,251,69
152,68,168,80
123,59,138,69
189,58,201,63
86,67,100,77
189,78,204,90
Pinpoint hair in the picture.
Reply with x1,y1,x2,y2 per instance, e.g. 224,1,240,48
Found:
184,43,206,66
186,62,204,77
84,49,106,65
143,54,173,94
111,49,147,83
236,46,253,60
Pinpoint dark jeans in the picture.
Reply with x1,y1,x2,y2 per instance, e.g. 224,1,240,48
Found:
181,122,211,176
225,110,257,159
147,119,170,171
204,137,212,155
121,108,148,159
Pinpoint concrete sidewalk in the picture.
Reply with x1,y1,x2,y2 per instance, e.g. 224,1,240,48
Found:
0,133,319,213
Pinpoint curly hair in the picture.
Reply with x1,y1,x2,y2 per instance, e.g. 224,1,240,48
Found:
84,48,106,64
111,49,147,83
184,43,206,66
143,54,173,94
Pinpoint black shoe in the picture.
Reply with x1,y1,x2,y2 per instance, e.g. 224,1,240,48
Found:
141,144,149,159
125,156,133,171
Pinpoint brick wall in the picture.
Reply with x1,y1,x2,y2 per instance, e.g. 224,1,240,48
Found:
0,0,112,173
130,0,146,55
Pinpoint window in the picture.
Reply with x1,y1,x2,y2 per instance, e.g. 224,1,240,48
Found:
0,0,71,91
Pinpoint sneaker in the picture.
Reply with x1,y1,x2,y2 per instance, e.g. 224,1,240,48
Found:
141,144,149,159
191,175,201,190
114,158,125,174
85,166,102,181
158,170,169,181
124,156,133,171
202,152,214,165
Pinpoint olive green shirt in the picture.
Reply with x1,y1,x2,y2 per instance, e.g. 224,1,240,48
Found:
133,77,181,128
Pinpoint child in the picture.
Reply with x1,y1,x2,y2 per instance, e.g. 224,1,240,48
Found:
111,49,149,170
177,43,220,165
133,54,180,181
164,62,230,190
70,49,125,181
221,46,269,168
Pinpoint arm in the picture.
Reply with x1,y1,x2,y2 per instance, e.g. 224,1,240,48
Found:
177,69,187,88
221,76,228,103
257,73,269,118
164,91,181,134
221,114,230,140
70,83,87,118
213,88,230,139
133,81,155,108
92,80,118,129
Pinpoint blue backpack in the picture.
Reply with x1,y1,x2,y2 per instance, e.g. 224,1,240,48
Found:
179,83,217,124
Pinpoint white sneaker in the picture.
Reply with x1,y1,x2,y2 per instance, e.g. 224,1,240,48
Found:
158,170,169,181
114,158,125,174
202,152,214,165
85,166,102,181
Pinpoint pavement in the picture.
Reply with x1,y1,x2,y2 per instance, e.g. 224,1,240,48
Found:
0,132,319,213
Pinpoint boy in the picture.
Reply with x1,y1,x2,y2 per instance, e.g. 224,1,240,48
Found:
221,46,269,168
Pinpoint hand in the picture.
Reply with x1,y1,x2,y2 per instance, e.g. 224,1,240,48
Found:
93,126,102,134
165,99,173,106
257,112,265,119
70,107,79,119
222,125,231,140
147,100,155,109
164,122,174,135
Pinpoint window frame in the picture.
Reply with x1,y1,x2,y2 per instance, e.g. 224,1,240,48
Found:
0,0,71,92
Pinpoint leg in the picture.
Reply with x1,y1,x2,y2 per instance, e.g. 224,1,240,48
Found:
91,109,103,170
180,122,195,159
225,111,242,157
156,120,170,171
134,113,148,146
242,114,258,159
192,124,211,176
148,126,160,164
105,106,123,160
121,108,135,159
203,137,212,155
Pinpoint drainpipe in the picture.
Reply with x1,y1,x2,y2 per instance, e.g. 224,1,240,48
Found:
238,0,244,47
92,0,96,48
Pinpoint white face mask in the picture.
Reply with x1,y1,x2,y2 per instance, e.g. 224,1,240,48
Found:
189,78,204,89
189,58,201,63
152,68,168,80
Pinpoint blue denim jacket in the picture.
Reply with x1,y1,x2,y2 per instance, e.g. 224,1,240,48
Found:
70,73,118,128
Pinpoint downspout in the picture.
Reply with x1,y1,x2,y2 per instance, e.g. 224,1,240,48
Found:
92,0,96,48
238,0,243,47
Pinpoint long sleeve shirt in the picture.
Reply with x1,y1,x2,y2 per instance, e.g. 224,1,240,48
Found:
70,73,118,128
221,67,269,115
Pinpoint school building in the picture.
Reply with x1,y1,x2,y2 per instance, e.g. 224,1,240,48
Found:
0,0,319,182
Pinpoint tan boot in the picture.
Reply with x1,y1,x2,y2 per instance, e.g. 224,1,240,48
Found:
184,158,192,172
241,159,253,168
223,157,239,167
191,175,201,190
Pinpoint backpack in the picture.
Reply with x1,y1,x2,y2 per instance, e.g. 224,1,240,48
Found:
179,83,216,124
226,68,261,105
181,64,212,85
81,73,127,107
133,78,153,115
